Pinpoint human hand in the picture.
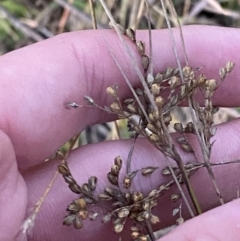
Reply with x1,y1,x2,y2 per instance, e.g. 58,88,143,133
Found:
0,26,240,241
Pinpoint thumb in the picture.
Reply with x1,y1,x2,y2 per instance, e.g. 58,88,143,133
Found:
0,130,27,241
159,199,240,241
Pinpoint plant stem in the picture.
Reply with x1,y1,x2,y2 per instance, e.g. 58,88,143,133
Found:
145,219,156,241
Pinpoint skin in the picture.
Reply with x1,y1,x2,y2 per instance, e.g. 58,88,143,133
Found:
0,25,240,241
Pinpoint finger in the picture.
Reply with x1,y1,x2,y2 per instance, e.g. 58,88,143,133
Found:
23,120,240,241
0,130,27,241
159,199,240,241
0,26,239,169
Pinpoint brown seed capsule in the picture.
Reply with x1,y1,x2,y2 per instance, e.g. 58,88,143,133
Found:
64,175,74,184
169,76,180,89
83,196,94,204
69,183,82,194
137,211,150,221
150,199,158,208
181,143,193,152
88,176,97,191
163,114,172,124
185,122,195,133
171,193,181,202
84,96,94,105
105,187,120,197
111,164,120,176
142,55,149,71
135,87,143,96
79,210,88,220
210,126,217,136
141,166,158,176
58,163,70,175
148,113,154,123
174,123,183,134
123,177,132,188
155,73,163,82
67,203,80,213
82,183,91,194
149,133,160,143
114,156,122,169
132,191,143,203
176,217,184,225
139,235,148,241
63,214,75,226
159,184,169,191
136,40,145,55
98,193,112,200
155,96,165,108
106,86,118,98
114,223,124,233
102,212,111,223
142,201,150,211
147,123,158,134
177,136,186,144
183,66,193,78
150,214,160,224
165,67,174,78
162,167,171,176
198,74,206,86
73,216,83,229
131,231,140,240
131,226,139,232
89,212,98,221
180,85,187,98
112,201,124,207
219,67,226,80
151,83,161,96
123,98,135,105
110,102,121,112
123,171,137,188
126,28,136,42
226,61,234,73
126,104,138,114
118,208,130,218
172,208,180,216
206,79,217,92
148,189,159,198
107,172,118,186
74,198,87,209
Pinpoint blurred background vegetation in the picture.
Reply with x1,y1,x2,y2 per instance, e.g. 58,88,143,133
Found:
0,0,240,54
1,0,239,150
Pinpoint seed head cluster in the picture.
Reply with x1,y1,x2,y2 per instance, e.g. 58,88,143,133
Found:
60,25,234,241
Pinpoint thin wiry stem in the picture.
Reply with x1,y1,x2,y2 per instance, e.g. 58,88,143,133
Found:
99,0,158,113
159,0,202,215
188,95,224,205
165,156,195,217
88,0,97,29
168,0,189,66
159,0,184,83
103,38,150,123
126,133,139,173
145,219,156,241
145,0,153,76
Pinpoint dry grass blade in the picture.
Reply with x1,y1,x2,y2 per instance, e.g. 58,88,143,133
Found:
19,134,80,237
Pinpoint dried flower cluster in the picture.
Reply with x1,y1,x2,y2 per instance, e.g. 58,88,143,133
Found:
58,161,98,229
61,22,235,241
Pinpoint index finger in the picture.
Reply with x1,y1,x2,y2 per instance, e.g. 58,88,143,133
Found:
0,26,239,169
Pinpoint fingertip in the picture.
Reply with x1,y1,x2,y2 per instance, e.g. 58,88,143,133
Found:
0,130,27,240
